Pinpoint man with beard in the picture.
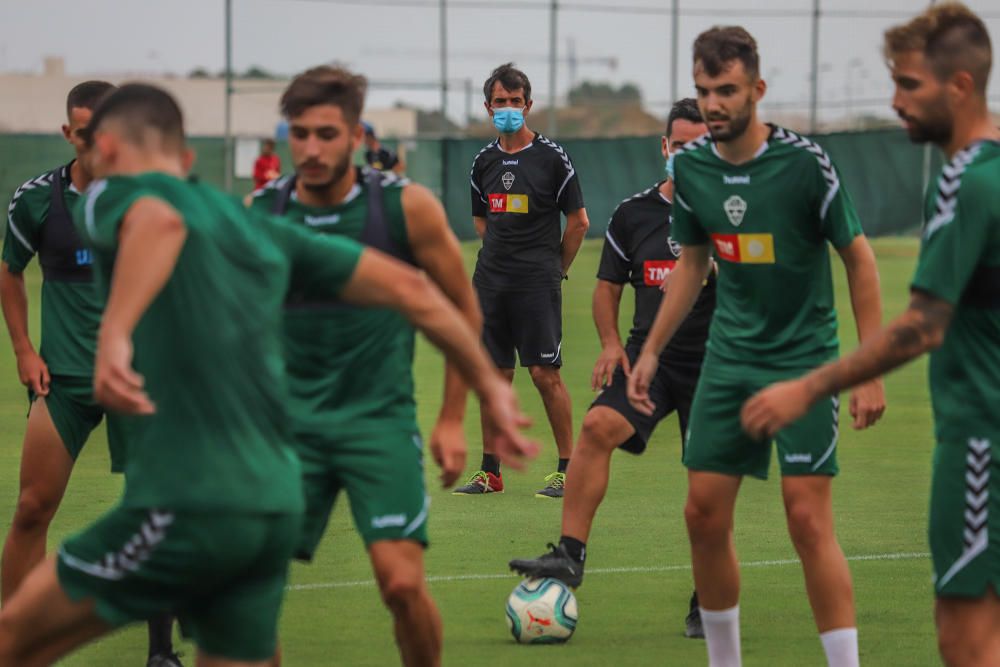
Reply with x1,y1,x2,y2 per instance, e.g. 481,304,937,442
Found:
743,4,1000,666
627,27,886,667
251,65,481,667
509,98,714,638
1,80,182,667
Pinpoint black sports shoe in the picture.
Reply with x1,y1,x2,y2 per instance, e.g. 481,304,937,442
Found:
509,543,584,588
685,591,704,639
147,652,184,667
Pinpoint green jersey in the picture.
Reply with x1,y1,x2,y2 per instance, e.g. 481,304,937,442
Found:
671,125,863,367
76,173,363,513
911,140,1000,441
3,163,104,376
251,169,418,437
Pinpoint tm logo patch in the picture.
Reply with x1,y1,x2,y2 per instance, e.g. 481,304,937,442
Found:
489,193,529,213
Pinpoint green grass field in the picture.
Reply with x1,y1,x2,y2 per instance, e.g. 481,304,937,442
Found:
0,237,939,666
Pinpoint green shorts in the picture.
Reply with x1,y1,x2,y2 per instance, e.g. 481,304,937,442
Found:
683,356,840,480
29,375,126,473
57,505,301,662
295,428,429,560
929,434,1000,598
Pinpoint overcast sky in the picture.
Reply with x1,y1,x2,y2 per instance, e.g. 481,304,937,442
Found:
3,0,999,125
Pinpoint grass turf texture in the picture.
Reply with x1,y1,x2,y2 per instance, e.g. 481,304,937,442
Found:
0,237,937,666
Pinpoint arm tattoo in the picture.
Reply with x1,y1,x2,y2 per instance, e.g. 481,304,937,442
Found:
807,290,953,398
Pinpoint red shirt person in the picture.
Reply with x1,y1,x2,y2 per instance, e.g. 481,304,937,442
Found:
253,138,281,190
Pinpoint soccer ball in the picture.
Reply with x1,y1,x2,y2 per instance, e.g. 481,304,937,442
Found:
505,577,578,644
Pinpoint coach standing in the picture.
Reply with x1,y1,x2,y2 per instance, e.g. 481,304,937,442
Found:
455,63,589,498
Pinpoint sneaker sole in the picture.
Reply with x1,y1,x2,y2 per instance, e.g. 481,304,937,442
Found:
534,493,563,499
452,490,504,495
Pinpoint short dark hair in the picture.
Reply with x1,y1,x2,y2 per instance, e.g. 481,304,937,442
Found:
263,138,276,148
483,63,531,103
66,80,116,118
666,98,703,137
884,2,992,94
281,66,367,124
693,26,760,80
84,83,185,151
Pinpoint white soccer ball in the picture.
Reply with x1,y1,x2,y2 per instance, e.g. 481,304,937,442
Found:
505,577,578,644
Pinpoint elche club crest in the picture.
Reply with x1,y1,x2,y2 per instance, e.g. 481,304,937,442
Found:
667,236,683,258
502,171,515,191
724,195,747,226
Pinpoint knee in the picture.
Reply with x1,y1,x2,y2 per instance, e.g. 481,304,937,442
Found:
379,570,425,612
11,488,59,532
528,366,561,393
579,412,619,452
784,500,825,552
684,496,728,543
937,628,972,667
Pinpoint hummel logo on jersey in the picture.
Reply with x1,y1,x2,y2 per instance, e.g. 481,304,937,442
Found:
371,513,407,529
724,195,747,226
304,213,341,226
784,453,813,464
502,159,519,166
723,175,751,185
502,171,515,190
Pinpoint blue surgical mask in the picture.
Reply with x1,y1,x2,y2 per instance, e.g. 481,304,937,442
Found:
493,107,525,134
665,152,676,180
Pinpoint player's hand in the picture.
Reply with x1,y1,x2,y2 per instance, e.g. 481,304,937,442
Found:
591,343,630,391
94,333,155,415
480,379,539,471
626,350,659,416
849,378,885,430
741,379,812,440
15,348,50,396
429,418,467,488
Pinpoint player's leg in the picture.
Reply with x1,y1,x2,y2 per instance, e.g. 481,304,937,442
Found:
518,288,573,494
0,556,111,666
458,286,513,494
928,436,1000,666
777,391,856,666
369,540,441,667
1,396,74,602
935,592,1000,667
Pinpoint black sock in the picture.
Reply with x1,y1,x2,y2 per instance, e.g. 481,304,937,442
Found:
147,613,174,658
481,453,500,476
559,536,586,563
558,458,569,473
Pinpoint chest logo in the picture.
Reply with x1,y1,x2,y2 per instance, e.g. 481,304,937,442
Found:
304,213,341,227
502,171,515,191
724,195,747,227
489,193,529,214
643,260,677,286
667,236,683,258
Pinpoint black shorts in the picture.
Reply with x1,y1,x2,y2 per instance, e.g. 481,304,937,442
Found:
590,343,703,455
476,285,562,369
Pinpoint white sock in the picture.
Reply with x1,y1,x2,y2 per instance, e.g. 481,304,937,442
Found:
700,605,742,667
820,627,859,667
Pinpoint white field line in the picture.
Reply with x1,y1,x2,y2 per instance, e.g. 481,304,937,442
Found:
286,550,930,592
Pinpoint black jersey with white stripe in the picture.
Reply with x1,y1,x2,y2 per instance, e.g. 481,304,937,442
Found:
470,133,584,290
597,182,715,360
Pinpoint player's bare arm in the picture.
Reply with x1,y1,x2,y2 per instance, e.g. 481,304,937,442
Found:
0,263,49,396
94,197,187,416
473,216,487,239
339,248,539,470
591,279,628,391
627,243,711,416
402,181,484,487
560,208,590,276
837,234,887,429
742,289,953,440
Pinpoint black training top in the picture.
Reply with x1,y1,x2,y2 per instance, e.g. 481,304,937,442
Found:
597,182,716,361
470,133,585,291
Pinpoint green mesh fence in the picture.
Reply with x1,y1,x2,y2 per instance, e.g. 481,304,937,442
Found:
1,129,940,240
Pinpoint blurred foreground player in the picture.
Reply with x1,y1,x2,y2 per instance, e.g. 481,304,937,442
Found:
0,83,537,667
